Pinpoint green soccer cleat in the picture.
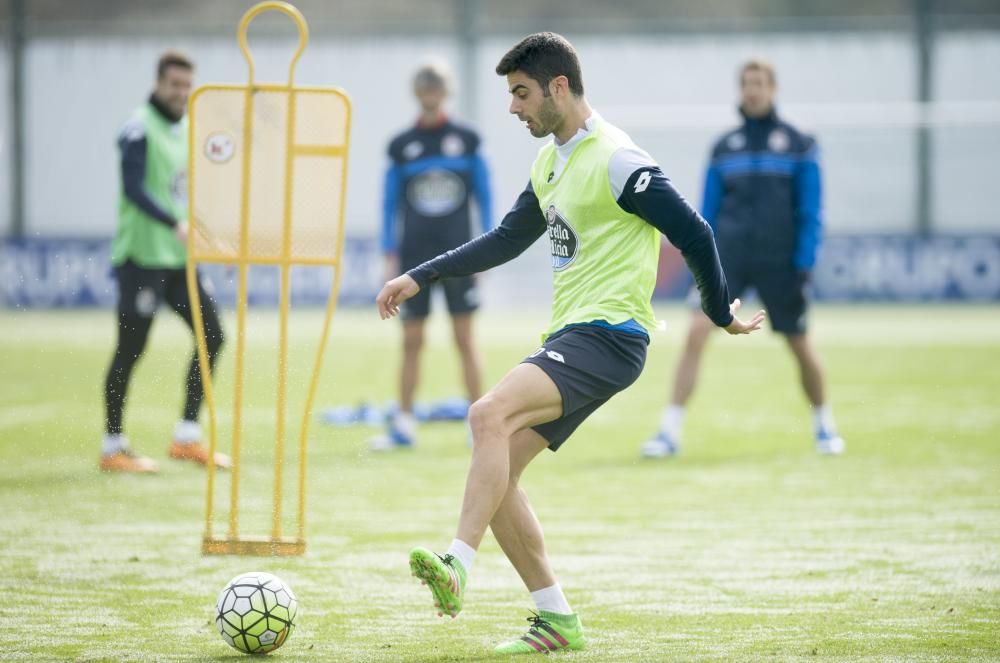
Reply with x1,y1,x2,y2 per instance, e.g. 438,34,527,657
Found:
494,611,586,655
409,547,467,618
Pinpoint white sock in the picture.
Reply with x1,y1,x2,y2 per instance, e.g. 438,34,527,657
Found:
173,420,202,444
102,434,128,456
660,404,685,437
531,583,572,615
394,411,417,438
446,538,476,573
813,404,836,433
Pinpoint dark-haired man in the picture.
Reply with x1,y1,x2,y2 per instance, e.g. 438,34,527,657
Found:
641,59,844,459
376,33,764,654
100,50,229,473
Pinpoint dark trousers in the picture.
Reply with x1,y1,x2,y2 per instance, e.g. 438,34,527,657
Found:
104,262,224,436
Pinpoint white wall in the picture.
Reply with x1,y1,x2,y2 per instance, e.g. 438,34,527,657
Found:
932,32,1000,231
12,30,1000,241
22,35,459,239
483,32,920,235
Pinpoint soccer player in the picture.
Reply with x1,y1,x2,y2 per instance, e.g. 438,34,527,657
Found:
371,60,493,451
100,51,230,473
641,59,845,459
376,33,764,655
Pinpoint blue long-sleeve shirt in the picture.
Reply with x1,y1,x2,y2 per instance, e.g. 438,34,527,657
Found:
381,118,492,268
702,107,822,271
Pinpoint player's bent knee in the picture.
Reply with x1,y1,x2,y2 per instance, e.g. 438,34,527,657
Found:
468,396,512,446
467,397,494,434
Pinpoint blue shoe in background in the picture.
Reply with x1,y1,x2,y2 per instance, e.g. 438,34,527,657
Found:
815,427,845,455
369,424,416,452
640,430,681,458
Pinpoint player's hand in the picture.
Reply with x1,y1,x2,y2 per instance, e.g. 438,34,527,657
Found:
174,220,189,245
723,298,766,335
376,274,420,320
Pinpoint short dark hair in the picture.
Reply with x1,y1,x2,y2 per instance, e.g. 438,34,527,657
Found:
495,32,584,97
157,50,194,79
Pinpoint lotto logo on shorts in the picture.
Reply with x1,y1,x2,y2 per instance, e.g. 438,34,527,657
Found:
530,347,565,363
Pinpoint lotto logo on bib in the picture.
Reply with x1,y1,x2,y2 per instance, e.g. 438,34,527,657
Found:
546,205,578,271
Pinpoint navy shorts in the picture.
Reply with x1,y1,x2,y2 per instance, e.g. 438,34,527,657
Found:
401,276,479,320
697,244,808,335
522,325,648,451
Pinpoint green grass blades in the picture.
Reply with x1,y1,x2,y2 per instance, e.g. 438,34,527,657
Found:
0,306,998,661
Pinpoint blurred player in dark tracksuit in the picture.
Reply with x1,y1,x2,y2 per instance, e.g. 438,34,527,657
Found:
371,61,493,451
642,58,845,458
100,51,230,473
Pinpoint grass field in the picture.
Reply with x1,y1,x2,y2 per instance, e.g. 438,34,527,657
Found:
1,305,998,662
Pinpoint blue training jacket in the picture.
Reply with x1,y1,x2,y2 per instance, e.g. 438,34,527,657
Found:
382,118,492,268
702,107,822,271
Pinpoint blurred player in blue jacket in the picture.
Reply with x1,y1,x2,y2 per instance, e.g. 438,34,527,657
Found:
371,61,493,451
643,58,845,457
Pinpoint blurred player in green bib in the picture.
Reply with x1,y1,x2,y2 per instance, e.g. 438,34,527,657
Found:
376,33,765,655
100,51,229,473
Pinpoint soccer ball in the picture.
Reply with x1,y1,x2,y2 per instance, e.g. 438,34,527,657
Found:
215,572,298,654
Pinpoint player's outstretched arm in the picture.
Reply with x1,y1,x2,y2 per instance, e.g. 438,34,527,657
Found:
404,181,545,289
723,298,766,335
376,181,546,321
610,149,735,328
376,274,420,320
